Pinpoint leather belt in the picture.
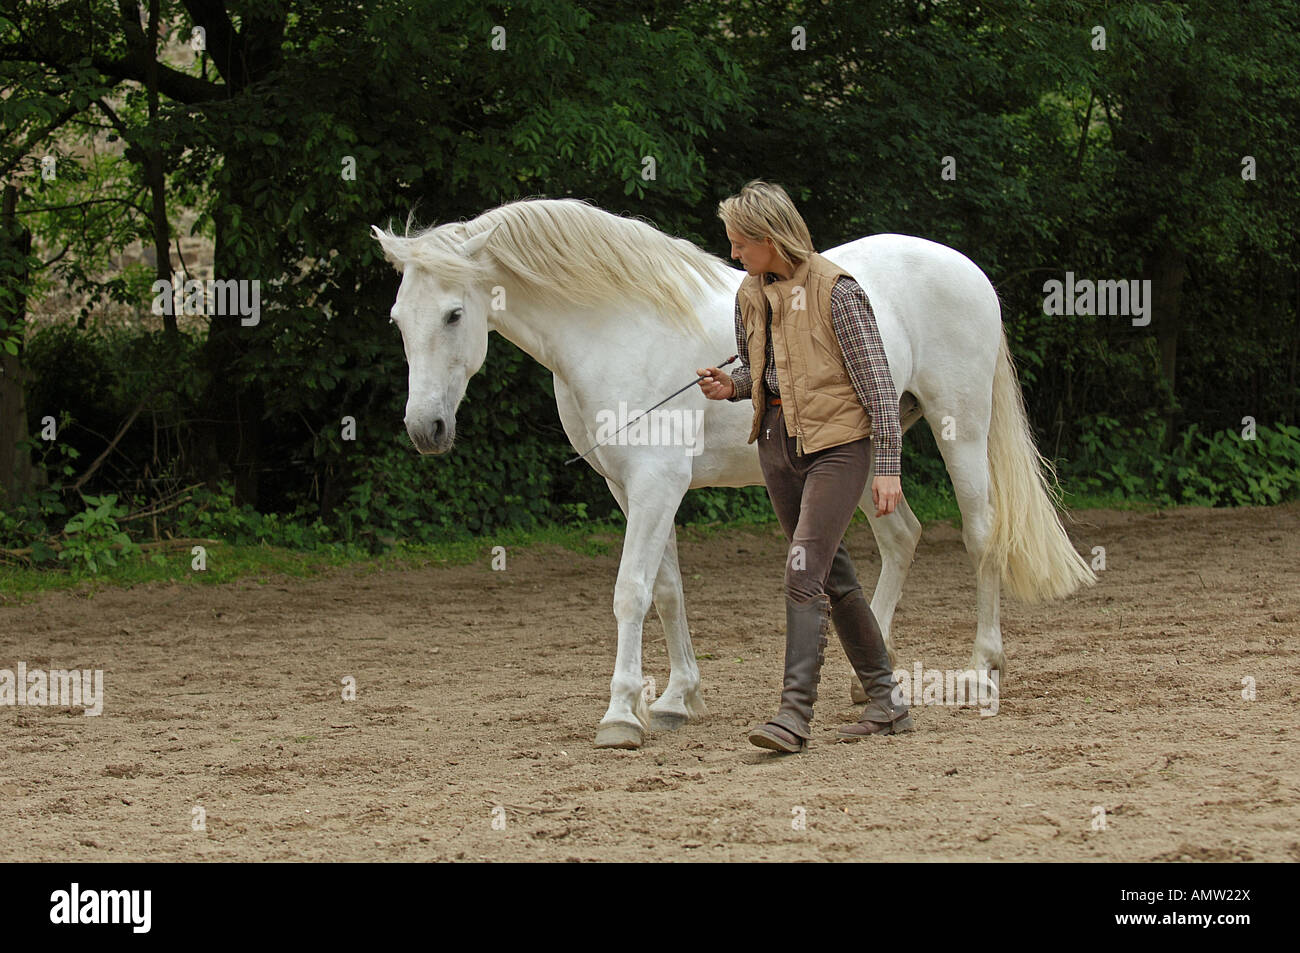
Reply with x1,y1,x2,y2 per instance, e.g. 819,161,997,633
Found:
768,397,782,406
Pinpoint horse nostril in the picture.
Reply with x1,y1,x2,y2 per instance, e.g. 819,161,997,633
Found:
433,419,445,440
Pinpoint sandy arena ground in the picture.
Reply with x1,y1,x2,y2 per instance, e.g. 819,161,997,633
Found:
1,503,1297,861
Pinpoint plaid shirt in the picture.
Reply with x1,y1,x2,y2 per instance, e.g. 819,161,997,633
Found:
728,273,902,476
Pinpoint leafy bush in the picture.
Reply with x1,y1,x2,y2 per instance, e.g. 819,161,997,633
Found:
0,429,80,562
57,494,136,573
174,482,336,550
1060,411,1300,506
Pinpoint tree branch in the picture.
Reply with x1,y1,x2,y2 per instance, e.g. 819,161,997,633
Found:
18,197,144,215
181,0,243,88
72,388,160,492
90,52,224,104
1073,88,1096,180
42,243,71,268
0,103,80,181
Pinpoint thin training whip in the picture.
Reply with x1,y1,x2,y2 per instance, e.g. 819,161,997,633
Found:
564,355,739,465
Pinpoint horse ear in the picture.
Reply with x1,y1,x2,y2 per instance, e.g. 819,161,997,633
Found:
371,225,403,271
458,221,500,258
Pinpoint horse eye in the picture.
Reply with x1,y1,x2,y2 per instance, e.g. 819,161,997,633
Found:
447,307,463,324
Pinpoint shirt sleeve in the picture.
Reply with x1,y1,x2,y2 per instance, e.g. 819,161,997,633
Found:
830,276,901,476
727,296,752,401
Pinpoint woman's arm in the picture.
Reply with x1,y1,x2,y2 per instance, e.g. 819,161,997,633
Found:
830,276,902,477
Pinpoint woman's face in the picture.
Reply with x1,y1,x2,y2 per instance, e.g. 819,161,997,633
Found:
726,226,782,277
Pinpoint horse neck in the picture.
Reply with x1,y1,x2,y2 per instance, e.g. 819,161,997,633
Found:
485,288,586,381
483,260,742,390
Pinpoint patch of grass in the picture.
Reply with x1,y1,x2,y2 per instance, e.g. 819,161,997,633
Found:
0,541,360,604
0,487,1242,604
0,517,631,604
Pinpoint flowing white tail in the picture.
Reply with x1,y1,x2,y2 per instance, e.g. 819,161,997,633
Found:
983,329,1098,602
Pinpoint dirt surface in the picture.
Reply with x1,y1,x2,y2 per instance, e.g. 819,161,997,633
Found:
1,504,1297,862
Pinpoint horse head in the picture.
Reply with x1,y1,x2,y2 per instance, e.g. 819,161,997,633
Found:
371,222,499,454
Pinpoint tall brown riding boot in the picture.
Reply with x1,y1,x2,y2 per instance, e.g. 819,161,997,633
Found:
747,593,831,753
831,585,913,738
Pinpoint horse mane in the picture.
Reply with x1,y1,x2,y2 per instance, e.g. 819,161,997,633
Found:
373,197,735,336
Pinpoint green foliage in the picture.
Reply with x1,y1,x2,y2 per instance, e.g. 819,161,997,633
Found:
0,425,79,560
57,493,136,573
678,485,771,525
1062,413,1300,507
174,482,337,551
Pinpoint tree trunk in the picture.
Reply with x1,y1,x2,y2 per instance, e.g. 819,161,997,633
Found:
182,3,287,508
195,183,264,507
144,0,178,345
0,184,35,504
1290,257,1299,424
1148,246,1187,451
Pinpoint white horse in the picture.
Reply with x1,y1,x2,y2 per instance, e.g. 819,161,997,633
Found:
373,197,1095,749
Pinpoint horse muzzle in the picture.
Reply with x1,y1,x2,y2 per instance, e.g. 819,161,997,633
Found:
405,411,455,454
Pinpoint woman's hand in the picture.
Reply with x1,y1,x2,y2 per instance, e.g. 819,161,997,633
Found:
872,474,902,517
697,366,735,400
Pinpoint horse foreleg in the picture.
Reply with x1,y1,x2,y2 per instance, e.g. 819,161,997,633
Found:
866,493,923,661
595,478,683,750
601,482,705,735
646,525,707,731
850,493,922,703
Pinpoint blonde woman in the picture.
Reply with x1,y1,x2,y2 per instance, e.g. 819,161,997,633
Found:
698,179,914,752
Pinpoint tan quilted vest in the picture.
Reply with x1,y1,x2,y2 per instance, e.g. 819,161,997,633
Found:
737,252,873,455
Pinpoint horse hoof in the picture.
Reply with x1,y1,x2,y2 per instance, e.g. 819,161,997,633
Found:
969,657,1006,677
595,723,643,749
850,678,868,705
649,711,689,733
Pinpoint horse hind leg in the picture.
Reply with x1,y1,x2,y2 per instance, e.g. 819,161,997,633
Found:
933,431,1005,685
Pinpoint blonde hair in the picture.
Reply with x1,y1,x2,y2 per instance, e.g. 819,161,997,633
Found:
716,179,815,268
